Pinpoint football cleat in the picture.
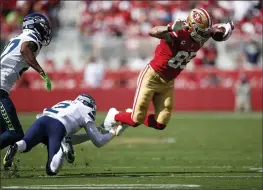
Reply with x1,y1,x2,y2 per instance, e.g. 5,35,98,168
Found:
115,124,129,136
3,144,18,170
61,137,75,164
103,108,119,131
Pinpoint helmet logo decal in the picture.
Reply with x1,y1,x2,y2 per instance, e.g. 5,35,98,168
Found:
193,12,202,24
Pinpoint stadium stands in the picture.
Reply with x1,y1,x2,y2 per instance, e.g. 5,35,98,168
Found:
1,1,262,91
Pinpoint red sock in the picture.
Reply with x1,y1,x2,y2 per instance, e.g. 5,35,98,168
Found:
114,112,139,127
143,114,166,130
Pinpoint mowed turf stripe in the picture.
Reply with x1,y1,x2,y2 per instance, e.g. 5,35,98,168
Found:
34,175,262,179
10,165,260,169
2,184,201,189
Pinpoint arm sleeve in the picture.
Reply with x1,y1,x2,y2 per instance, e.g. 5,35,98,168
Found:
69,125,108,145
83,122,115,147
69,134,91,145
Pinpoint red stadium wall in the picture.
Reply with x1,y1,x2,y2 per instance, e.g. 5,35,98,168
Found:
11,88,262,112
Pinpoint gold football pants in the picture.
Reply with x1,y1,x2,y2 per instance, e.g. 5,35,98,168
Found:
131,65,174,125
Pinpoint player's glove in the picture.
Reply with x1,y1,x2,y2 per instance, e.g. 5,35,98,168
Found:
222,21,234,41
168,19,189,32
216,21,235,41
40,72,52,92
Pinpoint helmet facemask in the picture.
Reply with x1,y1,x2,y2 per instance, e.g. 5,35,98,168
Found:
76,94,97,111
190,23,212,44
34,18,52,46
187,8,212,44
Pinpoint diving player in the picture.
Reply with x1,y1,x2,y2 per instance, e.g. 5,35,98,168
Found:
0,13,52,150
3,94,120,175
104,8,234,134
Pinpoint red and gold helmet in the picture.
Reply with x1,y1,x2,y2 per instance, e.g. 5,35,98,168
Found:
186,8,213,44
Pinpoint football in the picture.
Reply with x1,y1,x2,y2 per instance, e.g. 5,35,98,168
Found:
211,24,226,42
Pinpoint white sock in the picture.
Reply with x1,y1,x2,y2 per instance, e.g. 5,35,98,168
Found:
50,148,65,173
16,140,27,152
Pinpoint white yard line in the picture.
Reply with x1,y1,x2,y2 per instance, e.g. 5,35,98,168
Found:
249,168,263,172
2,184,201,189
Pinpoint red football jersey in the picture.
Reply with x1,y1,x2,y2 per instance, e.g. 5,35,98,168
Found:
150,22,203,81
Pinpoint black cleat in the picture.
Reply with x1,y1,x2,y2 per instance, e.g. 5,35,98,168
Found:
62,137,75,164
3,143,18,170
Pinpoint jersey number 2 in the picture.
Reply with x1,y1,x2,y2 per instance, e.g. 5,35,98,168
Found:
168,51,196,69
46,103,70,114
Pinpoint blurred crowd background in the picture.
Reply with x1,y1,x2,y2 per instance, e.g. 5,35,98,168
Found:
1,0,262,90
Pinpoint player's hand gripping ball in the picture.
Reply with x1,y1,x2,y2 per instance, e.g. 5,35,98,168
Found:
211,24,226,41
211,22,234,42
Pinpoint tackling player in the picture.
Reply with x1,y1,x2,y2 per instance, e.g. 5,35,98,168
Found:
3,94,121,175
105,8,234,133
0,13,52,150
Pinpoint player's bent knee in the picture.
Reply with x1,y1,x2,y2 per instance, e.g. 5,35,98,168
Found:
46,161,59,176
46,161,60,176
47,148,64,175
46,167,58,176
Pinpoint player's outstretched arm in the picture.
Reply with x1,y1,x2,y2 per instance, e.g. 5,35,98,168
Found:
20,41,52,91
21,41,45,73
83,122,116,148
148,19,189,43
148,26,173,42
69,134,91,145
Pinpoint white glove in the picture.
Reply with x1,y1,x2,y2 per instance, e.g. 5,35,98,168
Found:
168,19,189,32
220,21,234,41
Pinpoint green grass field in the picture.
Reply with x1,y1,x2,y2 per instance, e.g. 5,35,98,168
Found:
1,112,262,189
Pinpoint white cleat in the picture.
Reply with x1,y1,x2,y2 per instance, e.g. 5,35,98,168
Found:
115,108,133,136
115,124,128,136
103,108,119,131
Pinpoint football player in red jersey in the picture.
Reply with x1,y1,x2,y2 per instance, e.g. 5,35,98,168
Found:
104,8,234,134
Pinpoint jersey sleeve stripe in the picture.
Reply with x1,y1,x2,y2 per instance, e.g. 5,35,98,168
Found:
27,33,42,49
172,31,177,37
88,112,95,121
169,22,178,38
27,33,38,41
172,22,176,30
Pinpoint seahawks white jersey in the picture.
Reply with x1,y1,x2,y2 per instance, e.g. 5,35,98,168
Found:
0,29,42,94
39,100,96,136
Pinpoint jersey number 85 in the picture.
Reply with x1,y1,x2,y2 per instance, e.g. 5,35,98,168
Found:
168,51,196,69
